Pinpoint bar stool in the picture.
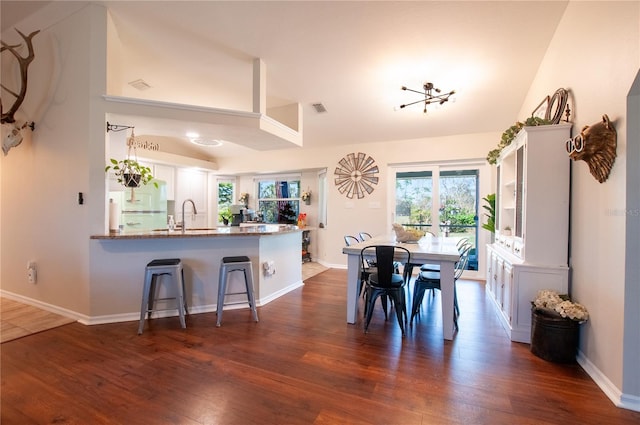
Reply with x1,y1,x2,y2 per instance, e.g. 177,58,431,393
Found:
217,256,259,327
138,258,188,334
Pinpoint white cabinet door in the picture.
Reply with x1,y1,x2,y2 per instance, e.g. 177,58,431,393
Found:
495,257,504,309
502,261,513,325
153,164,175,200
175,168,208,226
485,245,496,296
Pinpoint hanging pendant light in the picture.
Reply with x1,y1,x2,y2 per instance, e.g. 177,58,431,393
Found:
399,82,456,114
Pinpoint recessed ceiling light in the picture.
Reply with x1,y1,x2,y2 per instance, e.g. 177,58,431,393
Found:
190,138,224,147
186,131,200,139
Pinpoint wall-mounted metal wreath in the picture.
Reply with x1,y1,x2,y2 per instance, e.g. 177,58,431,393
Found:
334,152,379,199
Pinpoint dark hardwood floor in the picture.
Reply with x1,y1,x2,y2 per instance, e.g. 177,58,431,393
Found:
2,269,638,424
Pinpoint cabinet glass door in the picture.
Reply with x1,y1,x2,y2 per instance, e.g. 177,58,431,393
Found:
496,165,501,231
515,146,524,237
498,149,516,235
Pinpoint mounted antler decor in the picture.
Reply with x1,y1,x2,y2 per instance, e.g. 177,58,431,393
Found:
1,28,39,155
565,114,617,183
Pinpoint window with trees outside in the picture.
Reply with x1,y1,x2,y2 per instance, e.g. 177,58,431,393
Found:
217,180,235,225
395,168,479,271
257,178,301,224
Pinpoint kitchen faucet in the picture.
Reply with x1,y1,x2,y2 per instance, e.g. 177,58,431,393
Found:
181,199,198,233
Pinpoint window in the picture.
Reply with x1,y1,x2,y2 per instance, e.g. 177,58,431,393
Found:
393,166,479,271
217,178,235,224
318,169,327,227
257,178,301,224
439,170,478,245
396,171,434,232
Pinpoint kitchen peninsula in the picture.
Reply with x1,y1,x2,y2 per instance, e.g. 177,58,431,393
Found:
88,225,302,325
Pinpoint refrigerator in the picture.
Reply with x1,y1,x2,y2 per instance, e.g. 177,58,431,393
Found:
109,180,167,232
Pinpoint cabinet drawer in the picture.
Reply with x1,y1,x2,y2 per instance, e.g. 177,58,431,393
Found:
513,239,524,259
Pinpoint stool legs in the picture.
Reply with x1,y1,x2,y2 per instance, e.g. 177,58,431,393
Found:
216,264,226,327
217,261,259,327
176,269,187,329
243,266,259,323
138,263,187,335
138,268,155,334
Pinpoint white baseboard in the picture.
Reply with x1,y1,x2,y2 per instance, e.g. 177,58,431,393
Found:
258,280,304,305
577,350,640,412
0,290,83,322
4,281,305,326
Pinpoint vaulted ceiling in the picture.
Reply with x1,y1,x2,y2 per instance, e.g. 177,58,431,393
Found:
2,1,569,159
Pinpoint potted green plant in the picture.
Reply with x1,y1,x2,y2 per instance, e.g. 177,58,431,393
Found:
219,206,232,225
481,193,495,233
105,158,157,188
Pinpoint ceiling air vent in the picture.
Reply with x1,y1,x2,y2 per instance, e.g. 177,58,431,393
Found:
312,103,327,113
128,79,151,91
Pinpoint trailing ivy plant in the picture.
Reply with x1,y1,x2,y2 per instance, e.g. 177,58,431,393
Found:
487,117,551,164
105,158,158,188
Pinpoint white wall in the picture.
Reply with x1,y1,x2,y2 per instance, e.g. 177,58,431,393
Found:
0,3,108,317
517,1,640,407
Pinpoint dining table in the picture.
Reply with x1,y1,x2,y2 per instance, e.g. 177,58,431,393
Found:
342,234,462,340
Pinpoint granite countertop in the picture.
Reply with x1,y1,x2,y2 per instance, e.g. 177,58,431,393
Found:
91,224,301,240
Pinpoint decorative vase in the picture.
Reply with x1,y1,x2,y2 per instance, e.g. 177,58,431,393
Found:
304,198,311,205
530,307,579,363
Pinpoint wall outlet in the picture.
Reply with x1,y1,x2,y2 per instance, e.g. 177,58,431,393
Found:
27,261,37,284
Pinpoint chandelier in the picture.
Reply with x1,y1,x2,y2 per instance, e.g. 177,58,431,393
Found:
399,82,455,113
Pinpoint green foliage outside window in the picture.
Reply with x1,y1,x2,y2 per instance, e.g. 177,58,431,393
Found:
218,182,234,223
257,179,300,223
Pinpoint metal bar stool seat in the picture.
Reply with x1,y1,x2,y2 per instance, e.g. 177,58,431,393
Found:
138,258,188,334
217,256,259,327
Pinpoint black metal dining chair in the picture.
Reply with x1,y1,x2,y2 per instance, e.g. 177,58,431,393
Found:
358,232,372,242
345,235,372,297
344,235,360,246
361,245,411,336
418,237,471,273
409,243,472,330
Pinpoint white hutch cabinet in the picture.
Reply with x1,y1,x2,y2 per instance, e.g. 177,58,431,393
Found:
486,123,572,343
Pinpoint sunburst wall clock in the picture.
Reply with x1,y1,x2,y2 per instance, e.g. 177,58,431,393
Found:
334,152,379,199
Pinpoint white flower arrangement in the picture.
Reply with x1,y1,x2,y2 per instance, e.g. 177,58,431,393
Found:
301,191,311,202
532,289,589,322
